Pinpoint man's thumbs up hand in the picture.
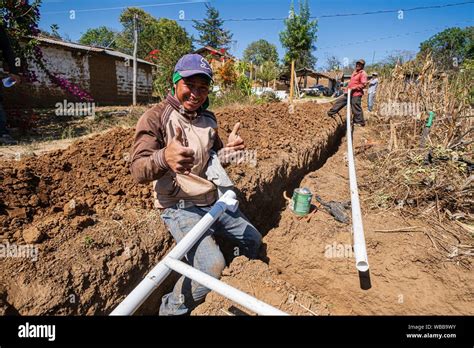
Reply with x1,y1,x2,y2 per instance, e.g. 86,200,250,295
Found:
219,122,245,165
164,127,195,175
226,122,244,151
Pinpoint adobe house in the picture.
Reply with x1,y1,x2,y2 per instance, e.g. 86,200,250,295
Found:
2,36,155,108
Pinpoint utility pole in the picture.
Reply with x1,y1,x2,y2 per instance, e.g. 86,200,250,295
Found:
132,13,138,106
289,59,295,103
372,51,376,66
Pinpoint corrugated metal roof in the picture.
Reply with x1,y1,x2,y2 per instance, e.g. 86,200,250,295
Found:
35,36,156,66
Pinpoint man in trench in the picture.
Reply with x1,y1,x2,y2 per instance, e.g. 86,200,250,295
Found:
327,59,368,126
130,54,262,315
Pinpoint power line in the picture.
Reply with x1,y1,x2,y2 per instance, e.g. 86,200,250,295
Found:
182,1,474,22
317,1,474,19
317,19,473,50
42,0,207,15
39,1,474,19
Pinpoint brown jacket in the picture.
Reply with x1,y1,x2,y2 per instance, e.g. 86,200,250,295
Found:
130,94,224,208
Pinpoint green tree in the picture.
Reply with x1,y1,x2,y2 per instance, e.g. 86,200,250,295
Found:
115,8,158,57
279,0,318,69
243,39,278,66
256,60,279,87
419,26,474,69
79,26,118,48
193,3,233,50
115,8,193,98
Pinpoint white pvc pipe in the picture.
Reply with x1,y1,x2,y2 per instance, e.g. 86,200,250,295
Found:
346,90,370,272
110,190,239,315
164,257,288,316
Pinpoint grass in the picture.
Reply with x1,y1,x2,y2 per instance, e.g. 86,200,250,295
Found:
84,236,95,248
61,126,76,140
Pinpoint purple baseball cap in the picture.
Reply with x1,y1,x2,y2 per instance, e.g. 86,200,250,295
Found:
174,54,213,81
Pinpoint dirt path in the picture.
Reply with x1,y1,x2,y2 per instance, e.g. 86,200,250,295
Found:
0,131,110,161
194,125,473,315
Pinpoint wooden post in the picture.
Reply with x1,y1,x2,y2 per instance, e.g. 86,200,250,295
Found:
132,14,138,106
249,63,253,85
255,64,258,85
289,60,295,103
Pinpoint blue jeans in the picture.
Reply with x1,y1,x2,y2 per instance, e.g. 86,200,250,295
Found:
158,204,262,316
368,92,376,112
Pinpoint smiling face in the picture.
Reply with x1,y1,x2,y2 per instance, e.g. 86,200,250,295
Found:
175,75,211,111
355,62,364,71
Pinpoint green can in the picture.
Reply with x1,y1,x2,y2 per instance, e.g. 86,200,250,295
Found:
290,188,313,216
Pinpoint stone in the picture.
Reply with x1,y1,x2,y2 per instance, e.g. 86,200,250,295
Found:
63,199,77,217
28,195,40,207
70,216,94,231
7,208,27,219
22,226,44,244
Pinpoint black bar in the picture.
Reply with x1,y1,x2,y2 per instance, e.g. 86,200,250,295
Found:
0,316,472,346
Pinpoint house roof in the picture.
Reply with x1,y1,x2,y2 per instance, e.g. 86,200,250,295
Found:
193,46,236,60
34,36,156,66
318,70,343,81
280,67,338,81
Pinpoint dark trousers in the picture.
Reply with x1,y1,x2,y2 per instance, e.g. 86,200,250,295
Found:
327,94,365,124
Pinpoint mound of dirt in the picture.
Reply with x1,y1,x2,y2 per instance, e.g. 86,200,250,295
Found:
0,102,335,242
0,128,143,243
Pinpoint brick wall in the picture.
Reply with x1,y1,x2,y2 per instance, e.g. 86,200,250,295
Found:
115,59,153,105
2,43,153,109
3,45,90,108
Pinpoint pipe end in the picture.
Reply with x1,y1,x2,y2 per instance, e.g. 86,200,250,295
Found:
356,261,369,272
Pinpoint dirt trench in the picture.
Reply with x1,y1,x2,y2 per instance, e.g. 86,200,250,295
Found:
194,125,473,316
0,101,348,315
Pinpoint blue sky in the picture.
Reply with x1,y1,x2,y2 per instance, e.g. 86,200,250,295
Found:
39,0,474,68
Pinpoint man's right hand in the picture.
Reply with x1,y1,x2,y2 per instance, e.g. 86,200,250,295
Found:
164,127,195,175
